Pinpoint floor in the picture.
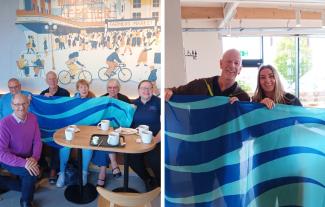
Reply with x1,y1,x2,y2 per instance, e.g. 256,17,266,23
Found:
0,168,161,207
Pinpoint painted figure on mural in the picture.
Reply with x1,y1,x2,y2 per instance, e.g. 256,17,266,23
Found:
66,51,85,79
136,43,152,67
148,65,159,96
32,53,44,77
105,47,123,76
26,35,35,54
43,38,48,56
17,55,30,77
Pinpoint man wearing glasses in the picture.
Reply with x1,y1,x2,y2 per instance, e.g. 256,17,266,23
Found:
0,78,30,120
0,94,42,207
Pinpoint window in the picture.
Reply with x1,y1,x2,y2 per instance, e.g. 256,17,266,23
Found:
298,36,325,107
133,12,141,19
133,0,141,8
152,12,159,19
153,0,159,7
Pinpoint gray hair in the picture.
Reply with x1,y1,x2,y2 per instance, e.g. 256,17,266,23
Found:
46,71,58,79
107,78,121,90
8,78,20,85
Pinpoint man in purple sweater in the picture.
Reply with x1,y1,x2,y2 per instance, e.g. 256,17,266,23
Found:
0,94,42,207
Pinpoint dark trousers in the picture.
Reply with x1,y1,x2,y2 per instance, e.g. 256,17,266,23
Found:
0,163,37,202
129,143,161,185
39,146,59,172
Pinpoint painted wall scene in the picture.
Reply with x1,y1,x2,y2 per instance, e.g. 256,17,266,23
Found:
15,0,161,91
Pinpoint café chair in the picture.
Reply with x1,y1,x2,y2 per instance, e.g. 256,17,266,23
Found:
96,186,160,207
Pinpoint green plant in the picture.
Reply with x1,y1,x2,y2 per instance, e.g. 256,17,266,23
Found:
274,37,311,84
237,80,252,93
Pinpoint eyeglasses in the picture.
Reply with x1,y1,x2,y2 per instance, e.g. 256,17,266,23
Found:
139,87,153,91
8,85,20,90
108,86,119,89
12,103,28,107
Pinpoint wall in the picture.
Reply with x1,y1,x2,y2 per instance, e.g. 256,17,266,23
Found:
182,32,223,81
165,12,224,86
0,0,26,94
165,0,186,88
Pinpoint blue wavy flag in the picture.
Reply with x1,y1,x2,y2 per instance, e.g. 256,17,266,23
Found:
165,96,325,207
30,95,135,148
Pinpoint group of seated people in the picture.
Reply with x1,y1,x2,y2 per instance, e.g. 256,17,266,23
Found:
0,71,160,207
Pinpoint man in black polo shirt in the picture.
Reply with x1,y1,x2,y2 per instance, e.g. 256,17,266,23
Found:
40,71,70,184
165,49,250,102
40,71,70,97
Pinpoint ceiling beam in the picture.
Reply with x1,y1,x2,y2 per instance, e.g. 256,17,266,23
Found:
181,7,223,19
181,6,322,20
218,2,239,28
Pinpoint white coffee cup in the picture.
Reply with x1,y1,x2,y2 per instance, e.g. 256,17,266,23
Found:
140,130,153,144
65,128,75,141
67,125,77,132
107,132,120,146
97,120,110,131
92,136,99,145
137,125,149,134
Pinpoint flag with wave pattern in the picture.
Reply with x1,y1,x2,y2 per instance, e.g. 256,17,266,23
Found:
30,95,135,148
165,96,325,207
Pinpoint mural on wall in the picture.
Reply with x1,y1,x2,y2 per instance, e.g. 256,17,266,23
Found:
15,0,161,88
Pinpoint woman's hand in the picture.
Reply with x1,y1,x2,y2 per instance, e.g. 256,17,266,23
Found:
229,96,239,104
153,131,161,143
260,98,275,109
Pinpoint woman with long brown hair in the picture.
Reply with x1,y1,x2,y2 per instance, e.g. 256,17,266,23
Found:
252,64,302,108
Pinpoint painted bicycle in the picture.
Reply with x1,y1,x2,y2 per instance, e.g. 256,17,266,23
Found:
98,63,132,82
58,66,92,85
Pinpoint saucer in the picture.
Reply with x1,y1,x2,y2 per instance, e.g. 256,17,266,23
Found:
115,127,137,135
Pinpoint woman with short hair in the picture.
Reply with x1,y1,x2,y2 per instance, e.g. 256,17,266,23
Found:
56,79,95,187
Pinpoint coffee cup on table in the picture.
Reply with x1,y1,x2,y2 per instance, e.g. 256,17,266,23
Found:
140,130,153,144
65,128,75,141
97,120,110,131
107,132,120,146
67,125,77,132
137,125,149,135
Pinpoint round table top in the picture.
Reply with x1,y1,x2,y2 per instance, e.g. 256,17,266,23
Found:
53,125,156,154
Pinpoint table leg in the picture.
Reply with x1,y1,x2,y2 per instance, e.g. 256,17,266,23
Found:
113,153,138,193
64,148,97,204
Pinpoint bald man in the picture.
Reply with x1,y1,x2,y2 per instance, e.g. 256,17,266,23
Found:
0,94,42,207
0,78,31,119
165,49,250,102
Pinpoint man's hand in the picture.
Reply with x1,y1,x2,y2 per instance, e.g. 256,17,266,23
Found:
165,89,173,101
260,98,275,109
25,157,40,176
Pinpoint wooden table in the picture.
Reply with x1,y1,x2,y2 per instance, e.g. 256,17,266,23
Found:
53,125,156,204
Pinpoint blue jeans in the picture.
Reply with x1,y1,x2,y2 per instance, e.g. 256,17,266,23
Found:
0,163,37,202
